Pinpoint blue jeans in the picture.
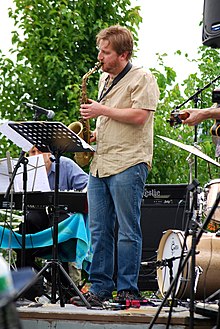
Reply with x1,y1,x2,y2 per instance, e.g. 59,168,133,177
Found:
87,163,148,298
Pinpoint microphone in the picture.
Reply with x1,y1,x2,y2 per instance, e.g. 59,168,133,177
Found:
23,102,55,119
141,260,167,268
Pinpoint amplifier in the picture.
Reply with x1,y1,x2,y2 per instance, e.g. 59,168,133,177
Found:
138,183,189,291
142,183,189,206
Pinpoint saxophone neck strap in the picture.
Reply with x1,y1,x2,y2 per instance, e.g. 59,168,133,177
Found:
98,61,132,102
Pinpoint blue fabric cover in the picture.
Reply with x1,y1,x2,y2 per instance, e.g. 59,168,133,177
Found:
0,213,92,270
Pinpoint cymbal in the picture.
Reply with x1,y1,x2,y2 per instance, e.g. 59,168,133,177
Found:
157,135,220,167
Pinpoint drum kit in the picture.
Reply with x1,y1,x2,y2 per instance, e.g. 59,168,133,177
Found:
155,136,220,302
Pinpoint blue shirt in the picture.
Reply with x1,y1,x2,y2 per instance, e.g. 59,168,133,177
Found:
47,156,88,191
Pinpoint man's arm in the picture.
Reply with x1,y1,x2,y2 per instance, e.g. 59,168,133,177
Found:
180,107,220,126
80,99,152,125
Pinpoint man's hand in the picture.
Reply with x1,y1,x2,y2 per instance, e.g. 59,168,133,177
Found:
80,99,104,119
180,109,208,126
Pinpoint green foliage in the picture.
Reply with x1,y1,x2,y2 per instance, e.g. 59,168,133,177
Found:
0,0,141,158
148,47,220,186
0,2,219,187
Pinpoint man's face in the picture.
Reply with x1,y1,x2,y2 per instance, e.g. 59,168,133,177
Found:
97,39,123,75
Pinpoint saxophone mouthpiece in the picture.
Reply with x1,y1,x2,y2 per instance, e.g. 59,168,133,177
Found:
95,61,103,69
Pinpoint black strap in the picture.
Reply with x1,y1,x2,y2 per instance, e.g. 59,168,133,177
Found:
97,61,132,102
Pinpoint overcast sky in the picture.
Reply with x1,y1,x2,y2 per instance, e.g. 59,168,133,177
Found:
1,0,205,81
132,0,204,80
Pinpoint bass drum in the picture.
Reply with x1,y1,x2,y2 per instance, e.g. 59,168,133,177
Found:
157,230,220,300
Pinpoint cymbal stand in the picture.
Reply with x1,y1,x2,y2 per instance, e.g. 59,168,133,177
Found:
186,152,194,209
149,180,205,329
188,213,199,328
165,180,199,328
190,183,205,328
196,193,220,329
186,179,205,328
150,191,220,329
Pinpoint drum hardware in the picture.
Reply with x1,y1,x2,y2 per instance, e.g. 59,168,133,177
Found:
152,193,220,328
158,134,220,218
157,135,220,208
197,189,206,220
186,152,194,198
194,266,203,295
157,78,220,328
149,180,220,329
168,180,203,328
157,135,220,168
161,256,182,287
141,256,184,269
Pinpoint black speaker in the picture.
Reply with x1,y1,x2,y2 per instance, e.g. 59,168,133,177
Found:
202,0,220,47
138,184,189,291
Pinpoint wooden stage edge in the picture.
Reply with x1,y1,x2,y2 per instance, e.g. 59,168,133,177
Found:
17,302,217,329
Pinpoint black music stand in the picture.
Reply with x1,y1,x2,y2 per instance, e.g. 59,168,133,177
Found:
6,121,94,308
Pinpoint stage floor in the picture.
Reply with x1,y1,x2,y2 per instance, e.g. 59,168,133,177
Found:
17,300,217,329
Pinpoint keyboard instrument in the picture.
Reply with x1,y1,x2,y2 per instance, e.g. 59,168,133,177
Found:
0,191,88,214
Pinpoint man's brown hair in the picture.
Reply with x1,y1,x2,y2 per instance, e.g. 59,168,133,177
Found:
96,25,133,60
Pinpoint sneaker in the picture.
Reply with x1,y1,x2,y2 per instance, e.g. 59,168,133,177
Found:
70,291,108,307
114,290,142,303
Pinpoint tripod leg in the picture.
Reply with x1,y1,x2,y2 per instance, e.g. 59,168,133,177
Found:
15,261,92,308
56,263,65,307
40,261,65,307
51,261,57,304
58,264,92,308
57,280,65,307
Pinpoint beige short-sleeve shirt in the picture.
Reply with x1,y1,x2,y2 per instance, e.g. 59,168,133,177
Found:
90,65,160,177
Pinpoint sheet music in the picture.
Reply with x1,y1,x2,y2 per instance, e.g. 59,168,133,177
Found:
14,154,50,192
0,158,14,193
0,154,50,193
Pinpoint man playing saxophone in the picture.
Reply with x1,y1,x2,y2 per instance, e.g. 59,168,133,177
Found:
71,25,160,307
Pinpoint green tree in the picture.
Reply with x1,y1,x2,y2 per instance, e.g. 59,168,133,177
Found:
0,0,141,158
0,1,220,187
149,46,220,187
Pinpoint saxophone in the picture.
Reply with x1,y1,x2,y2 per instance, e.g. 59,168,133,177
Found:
68,61,102,167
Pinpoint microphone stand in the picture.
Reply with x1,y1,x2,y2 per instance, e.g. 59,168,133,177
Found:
171,74,220,179
175,74,220,110
4,150,28,268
